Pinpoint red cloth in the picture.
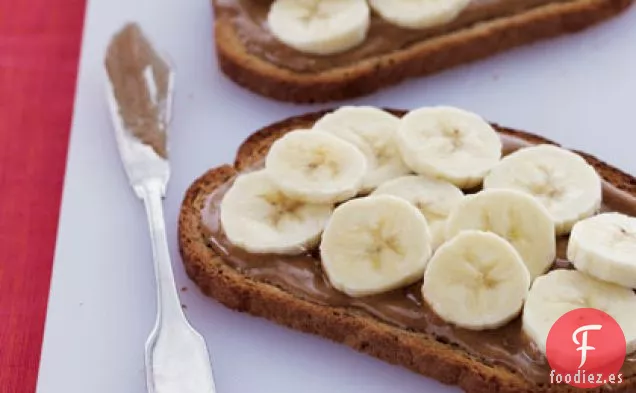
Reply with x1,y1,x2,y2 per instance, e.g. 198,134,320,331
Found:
0,1,86,391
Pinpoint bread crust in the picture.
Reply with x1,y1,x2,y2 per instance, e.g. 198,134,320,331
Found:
212,0,633,103
178,110,636,392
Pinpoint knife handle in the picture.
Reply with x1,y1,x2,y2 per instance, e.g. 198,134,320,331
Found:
139,180,216,393
141,180,181,317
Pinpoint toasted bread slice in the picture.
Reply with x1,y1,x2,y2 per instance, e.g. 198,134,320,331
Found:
178,109,636,392
213,0,633,103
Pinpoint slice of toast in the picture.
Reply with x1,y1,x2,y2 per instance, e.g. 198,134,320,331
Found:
213,0,633,103
178,109,636,393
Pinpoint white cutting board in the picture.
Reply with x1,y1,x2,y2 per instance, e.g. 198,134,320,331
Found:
36,0,636,392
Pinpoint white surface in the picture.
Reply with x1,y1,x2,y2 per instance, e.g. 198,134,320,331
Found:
37,0,636,392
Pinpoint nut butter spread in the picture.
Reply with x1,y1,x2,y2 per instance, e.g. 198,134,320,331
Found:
215,0,574,73
105,23,171,158
200,132,636,384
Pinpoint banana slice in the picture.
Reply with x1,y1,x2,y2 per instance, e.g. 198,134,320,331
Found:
483,144,602,235
369,0,471,30
445,189,556,279
320,195,432,297
395,106,502,189
568,212,636,289
267,0,370,56
522,269,636,355
371,175,464,249
220,170,334,254
265,129,367,204
422,231,531,330
313,106,411,192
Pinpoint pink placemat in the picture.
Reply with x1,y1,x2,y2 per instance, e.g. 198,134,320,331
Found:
0,1,86,391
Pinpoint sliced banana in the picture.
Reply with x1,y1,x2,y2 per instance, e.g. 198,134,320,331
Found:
267,0,370,56
568,212,636,289
313,106,410,192
371,175,464,249
422,231,531,330
395,106,502,189
445,189,556,279
483,144,602,235
522,269,636,355
219,170,334,254
265,129,367,204
320,195,432,297
369,0,471,30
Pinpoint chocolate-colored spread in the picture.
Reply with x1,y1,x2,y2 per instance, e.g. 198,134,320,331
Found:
215,0,573,73
105,23,171,158
200,133,636,384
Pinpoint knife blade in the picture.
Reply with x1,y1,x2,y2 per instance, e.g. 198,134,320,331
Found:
104,22,172,196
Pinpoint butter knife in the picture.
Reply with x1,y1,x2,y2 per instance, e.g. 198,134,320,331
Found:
103,23,216,393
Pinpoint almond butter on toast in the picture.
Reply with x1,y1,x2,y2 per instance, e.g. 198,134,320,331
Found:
178,108,636,392
212,0,634,103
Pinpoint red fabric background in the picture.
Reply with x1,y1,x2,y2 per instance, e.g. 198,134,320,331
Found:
0,1,86,391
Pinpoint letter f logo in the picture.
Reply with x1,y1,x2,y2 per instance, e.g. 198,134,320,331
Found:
573,324,603,369
546,309,625,389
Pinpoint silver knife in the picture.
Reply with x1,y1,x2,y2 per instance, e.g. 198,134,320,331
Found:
103,23,216,393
